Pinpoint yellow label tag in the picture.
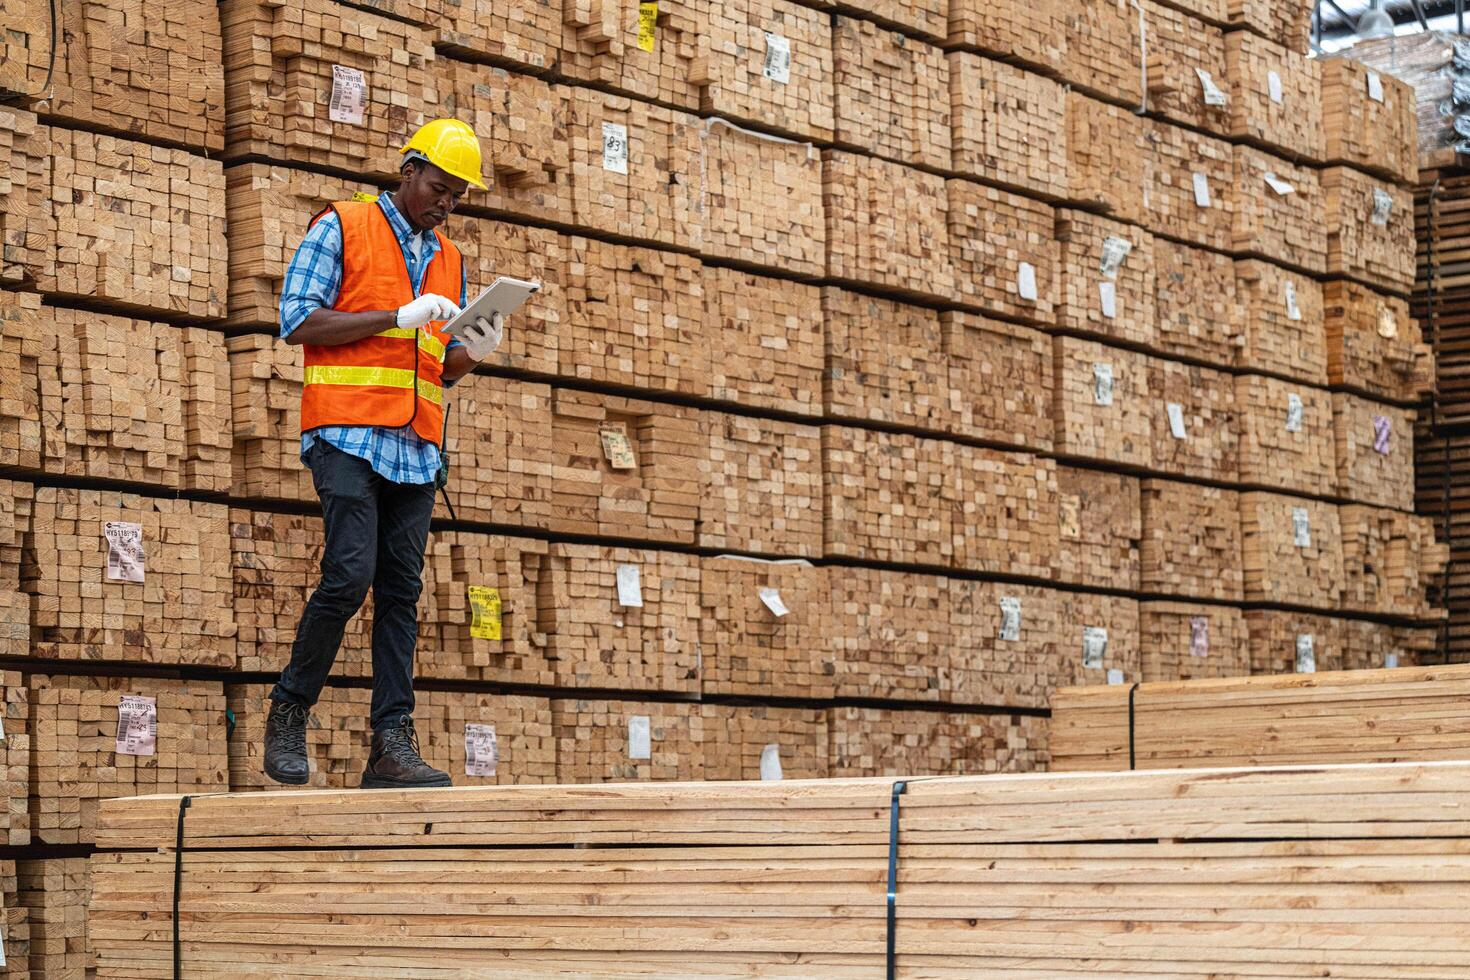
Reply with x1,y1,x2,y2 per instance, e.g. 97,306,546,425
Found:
600,425,638,470
637,2,658,52
467,586,502,641
351,191,379,203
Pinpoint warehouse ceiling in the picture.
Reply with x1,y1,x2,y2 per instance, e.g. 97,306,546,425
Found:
1316,0,1467,46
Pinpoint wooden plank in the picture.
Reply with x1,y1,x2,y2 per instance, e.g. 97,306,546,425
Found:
451,214,566,376
699,704,829,780
440,374,555,528
1240,492,1345,609
1225,31,1324,161
0,672,29,848
17,857,87,977
701,0,835,142
1321,58,1418,185
1235,258,1328,383
824,151,953,302
700,556,834,699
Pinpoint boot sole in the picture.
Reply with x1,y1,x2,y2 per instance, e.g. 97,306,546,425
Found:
360,772,453,789
265,761,310,786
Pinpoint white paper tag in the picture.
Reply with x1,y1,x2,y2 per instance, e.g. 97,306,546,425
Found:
1264,171,1295,196
1371,188,1393,226
115,695,157,757
1367,69,1384,102
628,715,652,760
1106,668,1126,685
1285,393,1304,433
1098,281,1117,319
1099,236,1132,278
759,743,783,781
763,32,791,84
1373,415,1392,455
1190,616,1209,657
1193,172,1211,208
1082,626,1108,669
1166,402,1187,439
104,521,145,583
1093,363,1114,406
0,712,5,741
329,65,367,125
1268,69,1284,104
616,563,643,608
1017,262,1038,301
464,723,498,777
759,586,789,618
1384,652,1400,669
602,122,629,175
1195,67,1227,106
1295,634,1315,673
1378,307,1398,338
1285,281,1302,321
1292,506,1312,548
999,596,1021,642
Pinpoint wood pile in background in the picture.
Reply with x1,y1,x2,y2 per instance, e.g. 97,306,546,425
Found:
1055,466,1141,591
552,698,705,782
1321,58,1417,184
827,707,1048,776
568,90,685,248
1340,505,1448,620
834,17,948,169
822,288,950,432
821,425,955,567
698,703,829,780
1323,279,1428,402
1322,166,1416,294
1140,480,1243,601
1224,31,1323,161
1152,238,1238,365
1052,337,1152,469
0,290,46,472
1241,492,1345,609
705,267,824,415
699,557,833,699
1333,393,1416,509
0,672,28,847
951,447,1059,578
947,0,1068,76
699,0,835,141
1246,608,1349,674
1148,357,1238,481
557,0,701,110
941,313,1054,448
1235,259,1326,382
1142,117,1235,252
947,580,1059,708
823,150,952,301
1139,601,1250,681
829,567,949,703
0,109,47,284
441,374,556,527
1054,590,1141,687
452,215,565,375
949,54,1065,199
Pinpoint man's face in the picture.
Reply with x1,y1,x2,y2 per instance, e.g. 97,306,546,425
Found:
399,160,468,232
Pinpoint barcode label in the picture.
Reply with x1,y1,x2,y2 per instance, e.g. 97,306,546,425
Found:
115,695,157,757
1190,616,1209,657
602,122,629,174
1295,634,1315,674
1093,363,1114,406
763,32,791,84
464,723,498,777
329,65,367,125
1082,627,1108,669
104,521,145,583
999,596,1021,642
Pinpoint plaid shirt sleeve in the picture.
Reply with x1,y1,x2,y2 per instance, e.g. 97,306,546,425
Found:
279,212,343,340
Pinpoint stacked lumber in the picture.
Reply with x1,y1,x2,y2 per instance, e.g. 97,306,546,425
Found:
823,151,952,301
1054,210,1155,347
1152,239,1239,366
27,674,226,844
552,698,705,782
946,0,1068,76
1241,492,1345,610
1054,590,1140,687
1052,664,1470,772
1322,166,1417,294
1224,31,1323,161
43,128,225,321
1066,94,1148,223
1249,608,1347,674
947,580,1058,707
1147,357,1238,481
219,0,438,178
440,374,555,528
699,557,833,699
1234,259,1327,383
1058,0,1141,113
0,109,48,286
567,89,685,248
451,215,564,375
22,488,237,669
705,267,824,415
539,544,702,694
1052,337,1152,469
557,0,701,110
0,672,29,847
1340,505,1448,620
423,0,558,70
1333,394,1416,510
0,481,31,591
698,704,829,780
1135,1,1232,137
948,55,1064,199
829,566,949,702
1323,280,1429,402
1138,601,1250,681
17,858,89,977
822,288,949,432
1140,480,1243,601
821,425,955,567
1336,33,1466,167
0,290,46,471
698,0,835,141
1227,0,1313,51
838,0,947,40
950,447,1059,579
940,312,1055,449
1235,374,1336,496
1141,116,1235,252
946,179,1055,324
1321,58,1417,185
1231,146,1326,275
1340,619,1438,670
0,0,46,95
828,707,1049,775
1055,467,1141,592
700,412,823,556
834,18,948,169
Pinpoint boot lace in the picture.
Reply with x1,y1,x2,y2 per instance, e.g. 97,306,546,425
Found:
382,716,429,768
271,702,309,755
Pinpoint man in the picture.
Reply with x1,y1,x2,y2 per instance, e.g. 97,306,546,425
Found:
264,119,506,788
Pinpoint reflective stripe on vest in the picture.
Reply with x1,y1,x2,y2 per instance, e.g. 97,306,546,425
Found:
374,326,447,362
302,365,445,406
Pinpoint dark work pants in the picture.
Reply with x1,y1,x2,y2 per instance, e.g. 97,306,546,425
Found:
271,441,436,732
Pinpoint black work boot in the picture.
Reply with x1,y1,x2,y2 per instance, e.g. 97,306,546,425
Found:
361,715,452,789
264,700,310,785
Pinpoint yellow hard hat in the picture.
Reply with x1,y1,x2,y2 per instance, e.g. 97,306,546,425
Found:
400,118,487,190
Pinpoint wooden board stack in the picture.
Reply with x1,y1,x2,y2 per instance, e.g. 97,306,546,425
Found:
440,373,556,527
941,312,1054,447
17,857,89,977
700,412,823,556
835,17,948,169
1139,480,1243,600
1055,466,1141,591
0,109,55,283
1323,279,1429,402
1235,259,1327,382
452,214,566,376
0,672,29,848
698,0,835,142
700,557,834,699
552,698,705,782
822,287,950,432
828,706,1048,775
698,703,829,780
1139,601,1251,681
823,150,952,302
706,267,824,414
0,290,46,472
1240,492,1345,610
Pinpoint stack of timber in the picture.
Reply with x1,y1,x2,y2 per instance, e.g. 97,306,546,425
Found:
0,672,29,847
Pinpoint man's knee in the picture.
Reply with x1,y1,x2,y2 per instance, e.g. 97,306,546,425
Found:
315,555,374,613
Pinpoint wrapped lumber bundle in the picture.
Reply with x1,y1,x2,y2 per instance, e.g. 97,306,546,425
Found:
948,54,1065,199
1142,117,1235,252
1148,357,1238,482
822,288,950,433
1054,590,1140,687
0,673,28,847
829,566,949,702
424,0,557,70
418,531,553,686
941,312,1054,449
1054,210,1155,347
951,447,1059,579
0,290,47,471
1241,493,1345,610
822,426,954,566
836,18,949,170
828,707,1048,776
439,373,555,528
1140,480,1243,601
219,0,437,178
561,238,706,397
1231,148,1326,275
1052,337,1152,469
948,580,1059,708
24,488,236,669
567,90,686,248
557,0,701,111
823,151,952,302
672,116,825,275
546,389,699,544
539,544,701,694
1248,608,1346,674
1152,239,1238,366
1224,32,1323,161
1138,601,1251,682
430,62,572,224
947,179,1055,324
1321,59,1417,185
1322,166,1416,295
1340,505,1447,620
699,556,833,699
552,698,704,782
1333,394,1415,511
18,858,87,976
1227,0,1313,53
0,109,47,286
1234,259,1327,384
1323,280,1430,402
452,215,564,375
28,674,226,844
705,267,824,415
226,335,311,504
1055,467,1141,592
698,0,834,141
699,412,822,556
1066,94,1148,223
44,128,225,321
1235,374,1336,496
698,705,829,780
947,0,1068,76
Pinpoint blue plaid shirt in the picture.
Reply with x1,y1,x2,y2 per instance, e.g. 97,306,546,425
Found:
279,191,467,485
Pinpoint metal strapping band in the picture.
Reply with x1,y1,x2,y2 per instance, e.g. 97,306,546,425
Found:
886,779,908,980
1128,682,1141,771
173,795,193,979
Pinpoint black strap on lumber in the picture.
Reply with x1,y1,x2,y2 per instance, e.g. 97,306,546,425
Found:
173,795,193,979
886,779,908,980
1127,683,1141,771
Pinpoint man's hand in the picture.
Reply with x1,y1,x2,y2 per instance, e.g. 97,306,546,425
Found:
397,293,461,330
458,312,504,361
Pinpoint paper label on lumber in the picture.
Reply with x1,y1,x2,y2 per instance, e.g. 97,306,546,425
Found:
1195,68,1227,107
1017,262,1039,302
104,521,146,583
759,743,783,780
464,723,498,776
1378,307,1398,338
1190,616,1210,657
600,425,637,469
466,586,502,641
1093,363,1114,406
1285,393,1304,433
616,564,644,608
1192,173,1212,208
0,712,5,741
1385,652,1399,668
758,587,790,618
628,715,652,759
1367,69,1384,102
637,2,659,52
602,123,629,175
1264,172,1295,196
1082,626,1108,669
329,66,367,125
1373,415,1392,455
999,596,1022,641
1292,507,1312,548
1285,281,1302,321
1167,402,1187,440
1107,668,1125,685
1100,236,1132,278
115,695,157,757
351,191,379,204
1295,633,1315,673
1268,70,1284,104
763,32,792,84
1371,188,1393,226
1060,495,1081,538
1099,281,1117,319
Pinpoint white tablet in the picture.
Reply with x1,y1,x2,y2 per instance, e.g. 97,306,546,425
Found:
443,276,540,339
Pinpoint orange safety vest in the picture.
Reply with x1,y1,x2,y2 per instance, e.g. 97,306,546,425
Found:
299,199,462,447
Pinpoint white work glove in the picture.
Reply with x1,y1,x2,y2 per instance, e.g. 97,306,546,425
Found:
459,311,504,361
396,293,460,330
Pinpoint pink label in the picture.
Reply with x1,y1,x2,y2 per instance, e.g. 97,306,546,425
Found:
1373,415,1391,455
115,695,156,757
